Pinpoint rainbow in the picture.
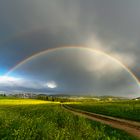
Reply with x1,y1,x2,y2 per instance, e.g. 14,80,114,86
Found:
6,46,140,86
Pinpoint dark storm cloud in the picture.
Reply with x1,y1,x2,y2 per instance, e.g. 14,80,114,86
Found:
7,48,139,97
0,0,140,97
0,29,81,73
0,0,140,74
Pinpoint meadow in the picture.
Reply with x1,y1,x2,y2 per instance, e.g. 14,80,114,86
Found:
0,98,138,140
68,100,140,122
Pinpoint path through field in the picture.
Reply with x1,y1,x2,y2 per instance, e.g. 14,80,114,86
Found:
62,104,140,139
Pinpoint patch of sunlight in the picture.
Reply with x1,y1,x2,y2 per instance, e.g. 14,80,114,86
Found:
0,99,60,105
63,102,81,105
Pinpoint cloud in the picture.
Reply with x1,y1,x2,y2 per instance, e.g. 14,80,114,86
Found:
0,76,22,86
0,0,140,97
111,52,137,67
43,81,57,89
6,48,140,97
85,34,137,69
0,76,57,91
0,0,140,76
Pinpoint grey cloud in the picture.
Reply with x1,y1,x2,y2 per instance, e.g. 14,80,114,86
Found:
8,48,140,97
0,0,140,97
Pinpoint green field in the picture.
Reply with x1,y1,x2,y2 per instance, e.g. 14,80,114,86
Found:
68,100,140,122
0,98,138,140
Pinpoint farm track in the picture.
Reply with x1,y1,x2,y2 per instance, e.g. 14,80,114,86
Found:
62,104,140,139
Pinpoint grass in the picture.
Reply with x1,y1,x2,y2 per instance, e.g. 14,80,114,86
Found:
68,100,140,122
0,98,59,105
0,98,138,140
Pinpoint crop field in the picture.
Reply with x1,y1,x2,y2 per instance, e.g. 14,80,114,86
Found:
68,100,140,122
0,98,138,140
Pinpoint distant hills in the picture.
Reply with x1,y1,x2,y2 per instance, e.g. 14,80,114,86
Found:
1,92,139,101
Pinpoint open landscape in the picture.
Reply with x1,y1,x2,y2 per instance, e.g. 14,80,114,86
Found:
68,99,140,122
0,96,140,140
1,1,140,139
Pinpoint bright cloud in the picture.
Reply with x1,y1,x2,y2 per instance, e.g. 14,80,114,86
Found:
0,76,22,86
85,35,136,68
44,81,57,89
0,76,58,90
111,52,136,68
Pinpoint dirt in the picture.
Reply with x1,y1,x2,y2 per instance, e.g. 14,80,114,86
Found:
62,104,140,139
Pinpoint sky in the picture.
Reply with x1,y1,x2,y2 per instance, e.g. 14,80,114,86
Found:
0,0,140,97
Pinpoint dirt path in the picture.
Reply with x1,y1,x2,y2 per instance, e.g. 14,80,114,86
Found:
62,104,140,139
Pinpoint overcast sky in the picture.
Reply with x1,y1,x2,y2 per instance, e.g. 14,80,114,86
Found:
0,0,140,97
